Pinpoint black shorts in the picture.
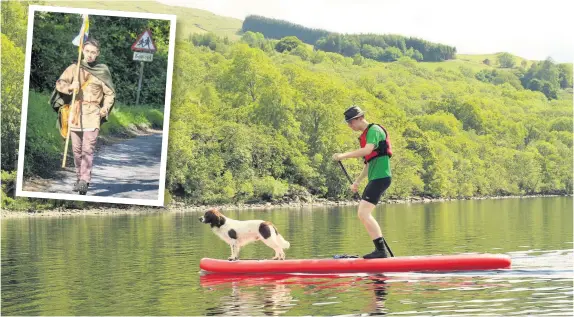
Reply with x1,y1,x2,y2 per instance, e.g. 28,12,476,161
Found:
361,177,391,205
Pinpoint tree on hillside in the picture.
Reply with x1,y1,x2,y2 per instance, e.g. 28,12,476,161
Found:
382,47,403,62
275,36,303,52
498,52,516,68
241,31,273,52
361,44,383,61
340,36,360,57
243,15,456,62
476,69,522,88
558,63,573,89
520,58,562,99
242,15,330,45
406,47,424,61
541,81,558,99
521,60,528,68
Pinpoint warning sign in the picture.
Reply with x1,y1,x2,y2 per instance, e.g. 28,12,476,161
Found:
131,30,157,53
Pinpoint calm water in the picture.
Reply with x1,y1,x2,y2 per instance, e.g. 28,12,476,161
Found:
2,197,572,316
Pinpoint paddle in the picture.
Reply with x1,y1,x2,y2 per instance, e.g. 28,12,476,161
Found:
338,161,361,201
337,161,395,257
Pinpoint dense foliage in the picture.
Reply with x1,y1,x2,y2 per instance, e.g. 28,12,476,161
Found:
166,33,572,204
2,2,572,209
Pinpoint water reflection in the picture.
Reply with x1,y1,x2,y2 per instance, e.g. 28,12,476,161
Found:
201,274,296,316
200,273,391,316
367,275,389,315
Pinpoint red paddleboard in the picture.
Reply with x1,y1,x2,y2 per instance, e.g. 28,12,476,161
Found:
200,254,511,274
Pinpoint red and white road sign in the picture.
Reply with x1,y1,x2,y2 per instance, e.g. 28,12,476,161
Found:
131,29,157,53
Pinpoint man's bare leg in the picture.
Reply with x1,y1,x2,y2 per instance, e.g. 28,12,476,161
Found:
358,200,387,259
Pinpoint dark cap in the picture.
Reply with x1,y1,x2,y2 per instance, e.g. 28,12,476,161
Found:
344,105,365,122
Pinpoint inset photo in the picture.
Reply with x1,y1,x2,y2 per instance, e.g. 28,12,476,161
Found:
15,5,176,206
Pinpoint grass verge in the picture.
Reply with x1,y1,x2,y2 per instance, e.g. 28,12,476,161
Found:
1,91,164,211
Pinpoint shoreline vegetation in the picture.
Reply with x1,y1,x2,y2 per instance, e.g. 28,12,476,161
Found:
1,193,569,219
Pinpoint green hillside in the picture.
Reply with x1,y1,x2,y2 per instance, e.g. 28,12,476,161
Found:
419,53,532,72
459,53,529,66
44,0,243,41
2,1,572,210
42,1,565,72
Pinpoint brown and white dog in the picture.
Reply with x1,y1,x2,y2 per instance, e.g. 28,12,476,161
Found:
199,208,290,261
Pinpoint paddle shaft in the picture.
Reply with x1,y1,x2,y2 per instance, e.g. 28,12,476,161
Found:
338,161,361,200
337,161,394,257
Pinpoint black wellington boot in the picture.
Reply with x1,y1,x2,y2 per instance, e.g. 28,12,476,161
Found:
363,237,388,259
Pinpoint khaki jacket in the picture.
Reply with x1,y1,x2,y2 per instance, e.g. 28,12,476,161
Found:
55,64,115,130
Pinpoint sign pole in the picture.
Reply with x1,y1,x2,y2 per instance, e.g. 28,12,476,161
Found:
131,29,156,107
136,61,145,106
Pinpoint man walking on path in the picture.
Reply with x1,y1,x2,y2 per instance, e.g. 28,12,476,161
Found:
50,38,116,195
332,105,393,259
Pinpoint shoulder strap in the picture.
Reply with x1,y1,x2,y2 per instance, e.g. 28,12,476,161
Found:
364,123,375,135
81,79,91,91
80,72,92,90
373,123,388,135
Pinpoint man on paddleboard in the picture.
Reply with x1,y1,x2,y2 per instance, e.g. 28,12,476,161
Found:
332,105,392,259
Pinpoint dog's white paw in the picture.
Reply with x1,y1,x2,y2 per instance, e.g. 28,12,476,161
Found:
228,256,238,261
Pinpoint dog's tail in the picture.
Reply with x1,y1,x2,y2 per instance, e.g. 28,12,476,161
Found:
277,233,290,249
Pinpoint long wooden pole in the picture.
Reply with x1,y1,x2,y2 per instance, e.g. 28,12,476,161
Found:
62,25,86,168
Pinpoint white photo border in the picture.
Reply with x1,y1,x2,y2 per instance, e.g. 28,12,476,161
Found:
15,5,177,207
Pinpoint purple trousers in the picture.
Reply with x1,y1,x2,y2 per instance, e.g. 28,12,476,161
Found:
71,129,99,183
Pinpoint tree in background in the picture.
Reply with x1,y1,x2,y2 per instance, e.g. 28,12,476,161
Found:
520,58,566,99
242,14,330,45
241,31,273,52
1,34,24,171
242,15,456,62
557,63,573,89
275,36,303,53
521,60,528,68
1,1,31,172
498,52,516,68
30,12,170,107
